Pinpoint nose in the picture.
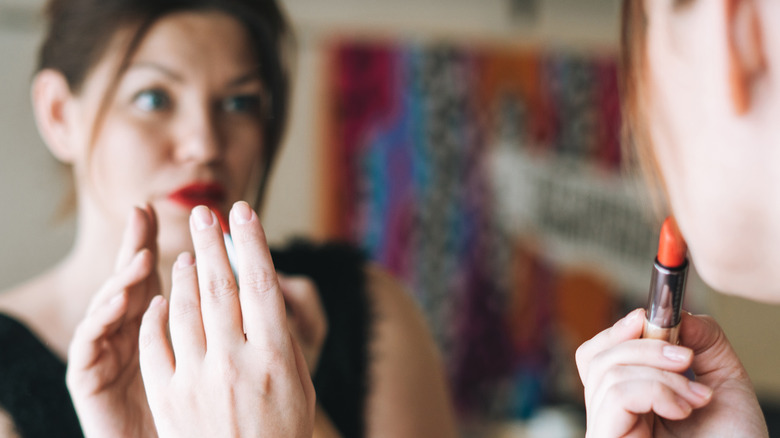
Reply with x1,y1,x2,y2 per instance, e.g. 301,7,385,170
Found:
175,105,222,164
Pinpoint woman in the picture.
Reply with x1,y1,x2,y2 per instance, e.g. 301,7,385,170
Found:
0,0,456,436
576,0,778,436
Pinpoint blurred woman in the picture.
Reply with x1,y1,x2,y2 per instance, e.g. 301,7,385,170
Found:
0,1,456,436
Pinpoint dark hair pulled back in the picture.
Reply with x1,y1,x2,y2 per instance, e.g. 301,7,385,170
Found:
38,0,293,208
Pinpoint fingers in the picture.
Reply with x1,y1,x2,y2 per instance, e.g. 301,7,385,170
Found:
68,291,129,373
586,339,694,388
576,308,645,383
114,207,152,273
589,378,710,437
290,333,316,422
86,248,154,317
229,201,288,351
590,360,712,415
139,295,175,398
168,252,206,361
579,309,716,436
678,312,745,379
190,205,244,348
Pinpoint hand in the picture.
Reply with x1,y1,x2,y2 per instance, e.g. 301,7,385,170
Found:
279,274,328,375
576,308,768,438
66,205,160,437
139,202,316,438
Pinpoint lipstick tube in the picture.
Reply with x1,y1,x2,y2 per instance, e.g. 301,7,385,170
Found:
642,217,688,344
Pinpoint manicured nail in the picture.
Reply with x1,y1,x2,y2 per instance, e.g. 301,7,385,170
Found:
688,381,713,399
192,206,215,230
663,345,691,362
175,252,195,269
149,295,165,308
232,201,254,225
676,395,692,414
621,308,641,326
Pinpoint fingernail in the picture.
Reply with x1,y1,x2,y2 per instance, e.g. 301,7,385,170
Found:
192,206,215,230
676,395,692,414
663,345,692,362
149,295,165,308
621,308,641,326
232,201,254,225
175,252,195,269
689,381,713,399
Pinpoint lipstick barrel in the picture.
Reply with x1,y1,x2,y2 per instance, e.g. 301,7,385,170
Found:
643,258,688,344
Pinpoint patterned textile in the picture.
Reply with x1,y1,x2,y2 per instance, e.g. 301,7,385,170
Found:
325,41,637,419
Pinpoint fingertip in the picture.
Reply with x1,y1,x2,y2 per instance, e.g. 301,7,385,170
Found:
173,251,196,271
619,308,645,327
230,200,256,226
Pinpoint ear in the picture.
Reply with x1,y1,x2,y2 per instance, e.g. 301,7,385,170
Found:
726,0,766,115
31,69,77,163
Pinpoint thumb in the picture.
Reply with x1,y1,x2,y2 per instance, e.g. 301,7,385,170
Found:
679,312,743,378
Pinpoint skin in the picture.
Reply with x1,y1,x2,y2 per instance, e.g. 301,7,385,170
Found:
577,0,780,436
0,10,456,437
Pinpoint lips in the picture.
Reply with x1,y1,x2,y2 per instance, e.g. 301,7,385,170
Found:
168,182,227,211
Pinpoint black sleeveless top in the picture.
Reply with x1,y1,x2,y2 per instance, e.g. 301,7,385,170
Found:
0,241,373,438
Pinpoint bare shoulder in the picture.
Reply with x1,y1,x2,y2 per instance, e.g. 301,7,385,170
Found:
364,265,424,327
0,274,56,321
0,273,71,359
0,408,20,438
363,265,457,438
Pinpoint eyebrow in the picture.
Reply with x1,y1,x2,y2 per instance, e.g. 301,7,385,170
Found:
128,62,185,82
226,69,263,88
127,62,263,88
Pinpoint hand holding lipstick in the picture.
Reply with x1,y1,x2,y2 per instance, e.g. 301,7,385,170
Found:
576,309,767,437
576,219,767,437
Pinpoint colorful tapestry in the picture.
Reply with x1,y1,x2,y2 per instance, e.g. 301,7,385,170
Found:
323,41,647,421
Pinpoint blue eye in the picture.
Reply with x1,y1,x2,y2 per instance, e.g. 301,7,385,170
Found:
223,95,262,114
134,89,171,111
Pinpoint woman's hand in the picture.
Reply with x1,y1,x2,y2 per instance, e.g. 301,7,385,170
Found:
279,274,328,375
576,308,768,438
66,205,160,438
139,202,315,438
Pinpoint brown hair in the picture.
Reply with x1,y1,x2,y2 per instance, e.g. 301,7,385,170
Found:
621,0,696,217
620,0,667,216
38,0,293,211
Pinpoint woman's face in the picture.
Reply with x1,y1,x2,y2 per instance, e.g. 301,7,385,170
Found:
70,11,267,257
643,0,780,301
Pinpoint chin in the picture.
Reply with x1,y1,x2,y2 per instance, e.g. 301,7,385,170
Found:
693,253,780,304
155,211,195,260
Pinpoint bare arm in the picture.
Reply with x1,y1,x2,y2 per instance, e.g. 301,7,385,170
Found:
363,266,458,438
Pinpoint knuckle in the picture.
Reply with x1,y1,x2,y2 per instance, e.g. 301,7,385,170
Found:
240,269,278,294
232,226,263,246
211,355,240,385
204,277,237,299
138,326,158,352
169,299,201,320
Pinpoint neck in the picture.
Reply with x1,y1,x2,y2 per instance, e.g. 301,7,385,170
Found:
55,201,176,313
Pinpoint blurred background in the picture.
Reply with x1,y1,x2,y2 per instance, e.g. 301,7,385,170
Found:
3,0,780,436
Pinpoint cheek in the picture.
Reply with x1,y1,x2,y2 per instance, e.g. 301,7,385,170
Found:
664,144,780,300
90,119,168,201
224,124,265,199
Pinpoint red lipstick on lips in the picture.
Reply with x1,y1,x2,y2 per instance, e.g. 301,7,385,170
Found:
642,217,689,344
169,182,229,232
